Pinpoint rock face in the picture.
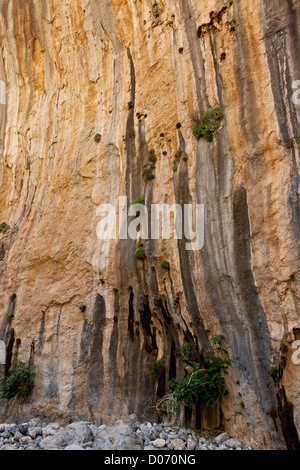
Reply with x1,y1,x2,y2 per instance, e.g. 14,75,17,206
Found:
0,0,299,451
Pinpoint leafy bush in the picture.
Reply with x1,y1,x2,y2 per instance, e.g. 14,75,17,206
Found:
0,223,10,234
172,149,188,172
181,152,188,162
193,107,223,142
175,149,188,162
0,361,35,399
156,336,231,414
178,341,193,362
143,167,155,181
161,260,170,270
134,241,146,260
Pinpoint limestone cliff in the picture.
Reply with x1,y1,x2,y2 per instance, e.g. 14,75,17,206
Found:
0,0,299,450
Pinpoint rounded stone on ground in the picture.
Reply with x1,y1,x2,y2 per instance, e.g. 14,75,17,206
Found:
19,424,29,435
152,438,166,448
169,438,186,450
20,436,33,445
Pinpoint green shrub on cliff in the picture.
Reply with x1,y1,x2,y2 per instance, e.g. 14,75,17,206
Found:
131,196,145,206
161,260,170,270
0,361,35,399
134,241,146,260
193,107,223,142
156,336,231,414
143,167,155,181
0,223,10,234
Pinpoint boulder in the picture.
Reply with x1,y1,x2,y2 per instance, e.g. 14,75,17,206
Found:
224,438,242,449
169,438,186,450
40,421,93,450
1,444,17,450
19,436,33,445
64,422,93,445
18,424,29,435
42,423,61,437
40,431,67,450
93,421,143,451
187,436,198,450
13,431,23,442
152,439,166,449
214,432,230,445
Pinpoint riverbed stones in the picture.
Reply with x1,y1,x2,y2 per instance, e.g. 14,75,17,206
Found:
0,416,251,451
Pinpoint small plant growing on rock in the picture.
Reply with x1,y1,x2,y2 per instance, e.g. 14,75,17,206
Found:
134,241,146,260
178,341,193,362
127,101,134,110
172,149,188,172
181,152,188,162
0,243,5,260
192,106,223,142
161,260,170,270
142,148,157,181
0,361,35,399
80,305,87,313
143,167,155,181
239,401,245,409
0,223,10,234
9,294,16,301
131,196,145,206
